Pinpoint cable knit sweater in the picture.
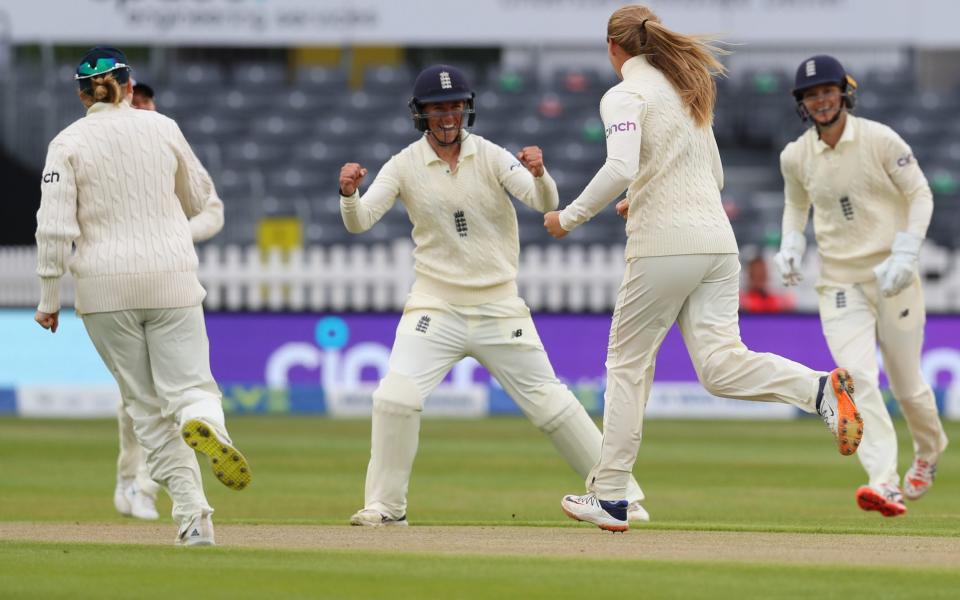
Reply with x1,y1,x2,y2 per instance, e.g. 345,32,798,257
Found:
35,101,220,315
560,55,738,258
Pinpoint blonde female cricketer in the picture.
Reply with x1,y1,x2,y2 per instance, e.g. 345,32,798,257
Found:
34,46,248,546
543,5,864,532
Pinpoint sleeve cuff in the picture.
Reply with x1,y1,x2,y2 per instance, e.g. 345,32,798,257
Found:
37,277,61,313
558,210,575,232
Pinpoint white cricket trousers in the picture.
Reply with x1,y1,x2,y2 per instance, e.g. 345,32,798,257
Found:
364,293,644,520
83,305,227,527
116,403,162,497
817,277,948,488
593,254,826,501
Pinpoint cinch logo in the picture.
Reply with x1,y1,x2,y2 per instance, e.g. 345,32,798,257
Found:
605,121,636,138
42,171,60,183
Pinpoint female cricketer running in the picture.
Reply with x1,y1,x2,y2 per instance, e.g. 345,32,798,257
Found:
775,54,948,517
35,46,248,546
338,64,647,527
543,5,864,532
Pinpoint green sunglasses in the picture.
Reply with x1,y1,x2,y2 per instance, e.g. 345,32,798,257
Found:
75,57,129,80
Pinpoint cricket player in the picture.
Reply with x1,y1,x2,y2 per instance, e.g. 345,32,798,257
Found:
34,46,247,546
113,82,225,522
775,55,948,517
339,64,648,526
544,5,864,532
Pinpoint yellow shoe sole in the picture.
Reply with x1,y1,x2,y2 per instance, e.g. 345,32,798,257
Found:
181,419,252,491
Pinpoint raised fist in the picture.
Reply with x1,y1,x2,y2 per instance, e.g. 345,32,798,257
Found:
339,163,367,196
516,146,545,178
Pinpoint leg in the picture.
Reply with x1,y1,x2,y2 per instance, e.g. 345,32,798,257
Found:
816,283,899,489
677,254,823,410
875,278,948,498
361,306,466,521
116,401,161,519
83,310,212,531
468,307,645,505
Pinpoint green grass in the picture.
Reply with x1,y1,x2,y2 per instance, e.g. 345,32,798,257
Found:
1,417,958,598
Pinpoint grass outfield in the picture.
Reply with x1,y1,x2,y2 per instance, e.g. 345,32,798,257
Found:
1,417,958,598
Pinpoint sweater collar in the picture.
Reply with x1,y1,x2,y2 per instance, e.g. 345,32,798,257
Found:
813,113,857,154
620,55,652,80
86,100,132,116
420,130,477,166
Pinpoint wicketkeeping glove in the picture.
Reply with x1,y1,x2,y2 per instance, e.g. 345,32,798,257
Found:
874,231,922,297
773,231,806,287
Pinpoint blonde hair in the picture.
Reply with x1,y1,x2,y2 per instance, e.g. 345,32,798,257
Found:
82,73,124,105
607,4,727,128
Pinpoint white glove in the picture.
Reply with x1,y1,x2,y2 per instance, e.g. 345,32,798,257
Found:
874,231,922,297
773,231,806,287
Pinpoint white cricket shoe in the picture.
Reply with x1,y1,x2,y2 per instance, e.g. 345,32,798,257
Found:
627,501,650,523
176,513,215,546
816,368,863,456
181,418,252,491
903,458,938,500
349,508,409,527
124,482,159,520
113,478,133,516
561,493,628,532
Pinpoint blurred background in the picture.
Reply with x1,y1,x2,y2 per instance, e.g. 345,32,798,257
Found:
0,0,958,420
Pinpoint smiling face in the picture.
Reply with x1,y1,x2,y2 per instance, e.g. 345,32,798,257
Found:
801,83,844,126
423,100,465,145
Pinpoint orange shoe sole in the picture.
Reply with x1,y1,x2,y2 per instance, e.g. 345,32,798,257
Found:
831,369,863,456
856,486,907,517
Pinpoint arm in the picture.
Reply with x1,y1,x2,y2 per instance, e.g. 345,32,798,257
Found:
495,145,558,213
188,180,225,243
35,140,80,319
170,121,218,221
557,90,644,232
880,130,933,239
774,148,811,286
339,158,400,233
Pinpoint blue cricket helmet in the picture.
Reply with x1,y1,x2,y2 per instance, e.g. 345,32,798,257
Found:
408,64,476,132
75,46,131,94
792,54,857,108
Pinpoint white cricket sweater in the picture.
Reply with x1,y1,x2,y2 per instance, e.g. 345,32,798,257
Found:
780,114,934,284
340,133,558,305
559,55,738,258
35,101,221,314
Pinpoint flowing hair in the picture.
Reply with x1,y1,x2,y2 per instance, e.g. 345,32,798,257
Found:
608,4,727,128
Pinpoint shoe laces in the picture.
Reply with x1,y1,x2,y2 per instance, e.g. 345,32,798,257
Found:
909,459,936,483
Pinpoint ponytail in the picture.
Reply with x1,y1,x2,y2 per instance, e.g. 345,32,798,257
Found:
608,4,727,128
83,73,124,105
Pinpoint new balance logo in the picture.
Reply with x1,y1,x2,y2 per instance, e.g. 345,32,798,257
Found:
415,315,431,333
839,196,854,220
511,329,523,338
900,308,910,318
454,210,468,238
42,171,60,183
836,291,847,309
440,71,452,89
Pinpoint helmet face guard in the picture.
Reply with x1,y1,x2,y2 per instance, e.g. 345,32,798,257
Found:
792,55,857,123
408,65,477,136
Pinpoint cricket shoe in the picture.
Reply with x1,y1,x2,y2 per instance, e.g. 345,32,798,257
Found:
627,501,650,523
114,478,133,516
176,513,215,546
561,493,628,532
349,508,409,527
903,458,938,500
124,481,159,520
181,419,252,491
856,484,907,517
816,368,863,456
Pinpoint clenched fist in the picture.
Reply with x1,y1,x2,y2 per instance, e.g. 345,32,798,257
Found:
516,146,545,178
339,163,368,196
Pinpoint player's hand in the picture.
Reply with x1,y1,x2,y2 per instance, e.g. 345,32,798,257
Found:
516,146,545,178
615,198,629,220
339,163,367,196
773,231,806,287
544,211,569,239
35,310,59,333
873,231,922,297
